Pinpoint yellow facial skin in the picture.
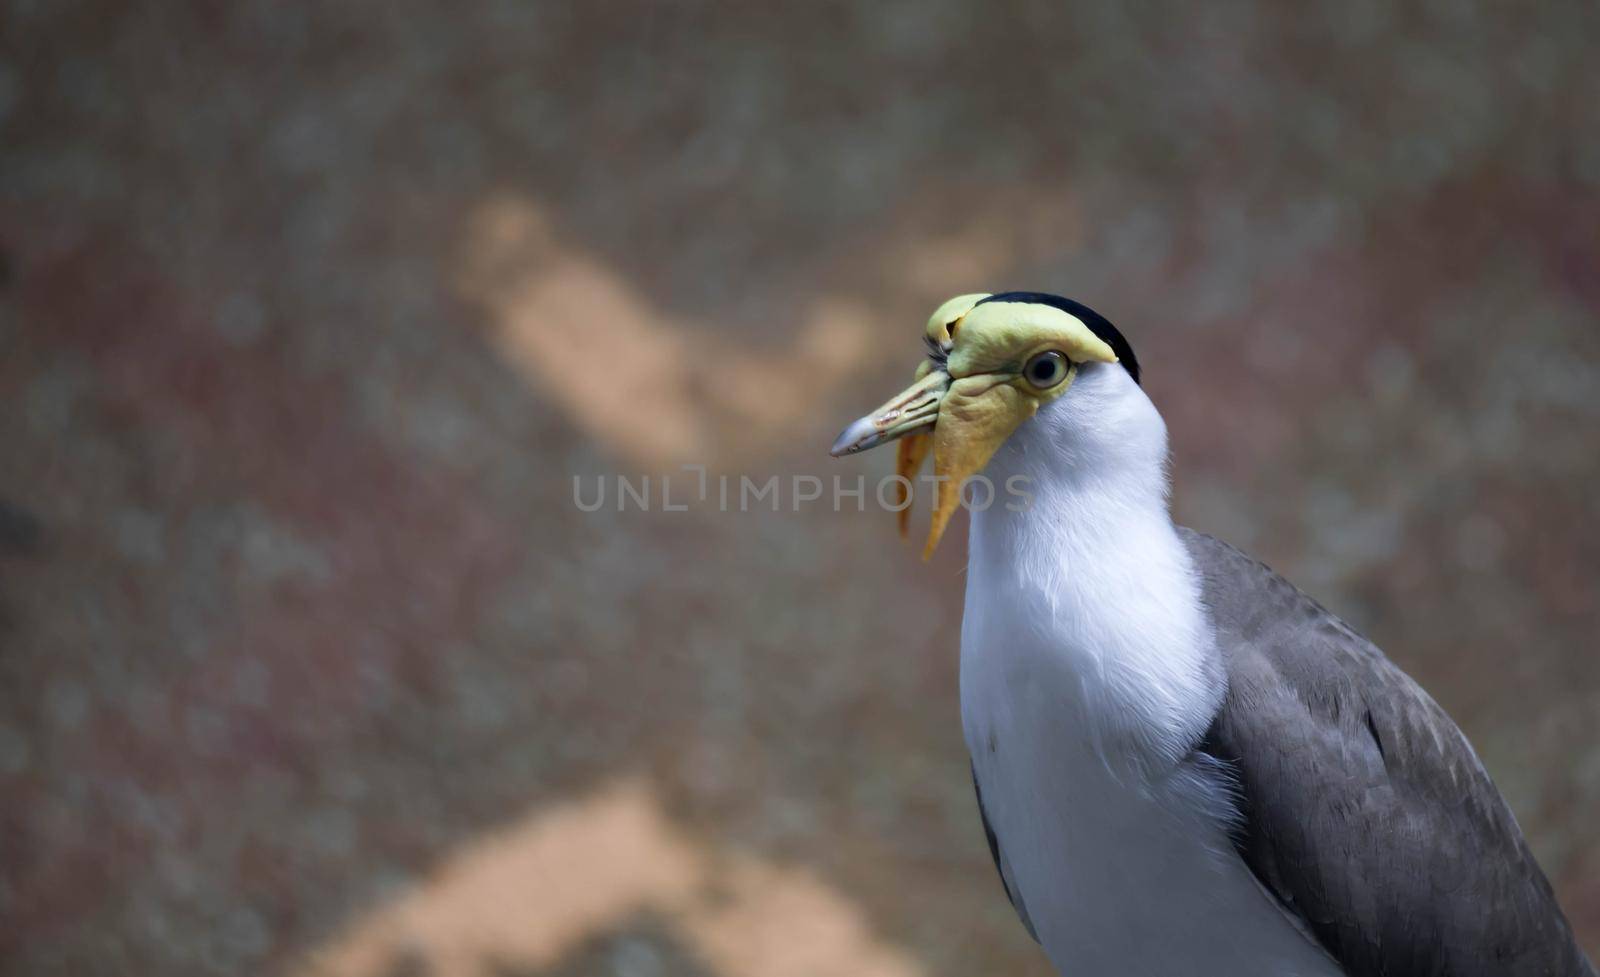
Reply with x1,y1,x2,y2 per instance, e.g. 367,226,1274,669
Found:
830,296,1119,559
894,430,932,538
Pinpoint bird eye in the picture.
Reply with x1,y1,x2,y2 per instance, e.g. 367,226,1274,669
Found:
1023,351,1069,389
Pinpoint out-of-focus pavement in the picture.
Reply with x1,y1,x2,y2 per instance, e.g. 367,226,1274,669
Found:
2,3,1598,975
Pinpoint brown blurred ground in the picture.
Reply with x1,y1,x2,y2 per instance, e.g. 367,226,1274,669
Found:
2,3,1599,975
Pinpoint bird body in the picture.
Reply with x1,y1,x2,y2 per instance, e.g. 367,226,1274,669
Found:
830,292,1594,977
962,362,1342,974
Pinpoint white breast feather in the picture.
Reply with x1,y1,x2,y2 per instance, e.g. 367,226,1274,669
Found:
960,364,1342,976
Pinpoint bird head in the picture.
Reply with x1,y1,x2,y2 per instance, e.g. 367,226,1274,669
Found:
830,291,1140,560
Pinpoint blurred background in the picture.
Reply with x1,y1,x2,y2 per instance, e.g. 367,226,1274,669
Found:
2,2,1599,975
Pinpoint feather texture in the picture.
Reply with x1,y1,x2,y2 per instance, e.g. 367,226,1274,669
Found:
1187,528,1596,977
962,360,1593,976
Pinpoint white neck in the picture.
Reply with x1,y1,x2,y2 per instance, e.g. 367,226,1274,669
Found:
958,364,1341,977
964,363,1222,770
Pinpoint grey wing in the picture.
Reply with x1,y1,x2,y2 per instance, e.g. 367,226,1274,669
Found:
972,763,1039,943
1183,528,1595,977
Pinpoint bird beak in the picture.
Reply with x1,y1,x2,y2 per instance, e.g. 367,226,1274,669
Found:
828,363,948,458
830,365,1037,560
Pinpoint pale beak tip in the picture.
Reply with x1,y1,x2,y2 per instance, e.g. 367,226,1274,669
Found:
829,416,879,457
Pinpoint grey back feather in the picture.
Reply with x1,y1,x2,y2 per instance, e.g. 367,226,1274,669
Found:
1183,528,1595,977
